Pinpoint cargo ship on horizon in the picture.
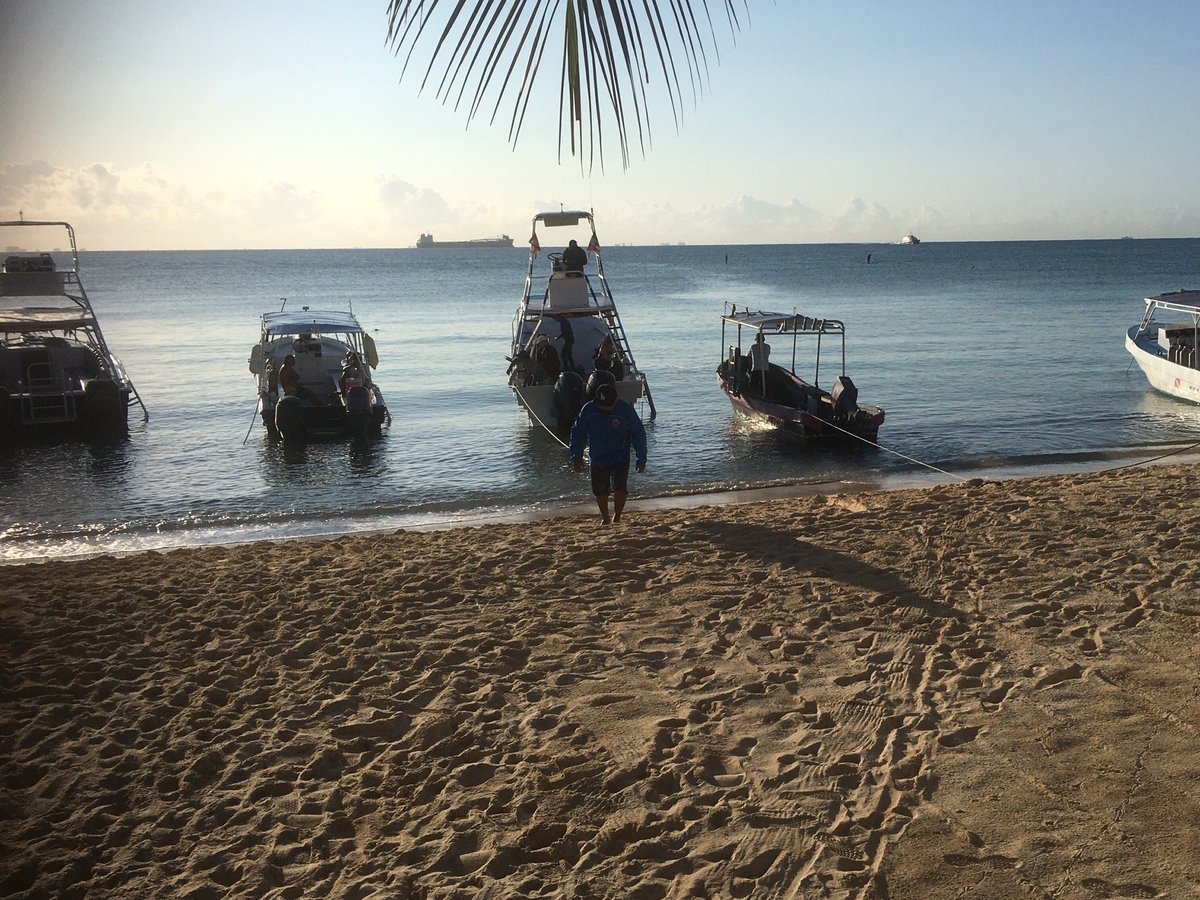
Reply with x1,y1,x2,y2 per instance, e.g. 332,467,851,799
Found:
416,233,514,249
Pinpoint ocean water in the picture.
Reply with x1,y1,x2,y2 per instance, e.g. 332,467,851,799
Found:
2,238,1199,561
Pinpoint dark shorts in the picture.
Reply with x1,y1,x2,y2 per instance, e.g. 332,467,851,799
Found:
591,460,630,496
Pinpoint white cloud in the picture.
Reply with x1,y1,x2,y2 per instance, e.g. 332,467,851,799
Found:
379,178,454,229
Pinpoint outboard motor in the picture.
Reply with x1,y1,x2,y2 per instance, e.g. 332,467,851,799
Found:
343,384,373,437
830,376,859,418
584,368,616,401
552,370,585,439
0,390,15,442
82,379,126,433
274,394,307,442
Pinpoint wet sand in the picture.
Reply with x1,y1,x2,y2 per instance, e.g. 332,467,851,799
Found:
2,464,1198,898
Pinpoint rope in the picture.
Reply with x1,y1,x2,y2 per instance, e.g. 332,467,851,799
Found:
818,417,970,482
1098,438,1200,473
242,397,262,445
518,393,569,448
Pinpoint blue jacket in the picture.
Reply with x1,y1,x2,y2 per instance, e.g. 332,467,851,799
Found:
569,399,647,468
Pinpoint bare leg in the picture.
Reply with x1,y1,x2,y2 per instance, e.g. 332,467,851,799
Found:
612,490,627,523
595,494,611,525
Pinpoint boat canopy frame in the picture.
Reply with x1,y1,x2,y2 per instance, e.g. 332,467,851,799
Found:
1133,290,1200,334
256,306,379,372
1133,291,1200,369
512,208,656,419
1,219,149,421
720,303,848,389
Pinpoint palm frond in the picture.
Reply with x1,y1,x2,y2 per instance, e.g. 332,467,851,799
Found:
385,0,750,171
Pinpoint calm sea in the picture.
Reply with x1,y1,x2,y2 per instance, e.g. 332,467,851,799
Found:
2,239,1199,561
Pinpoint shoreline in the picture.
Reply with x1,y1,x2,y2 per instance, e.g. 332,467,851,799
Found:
5,442,1199,564
3,462,1198,897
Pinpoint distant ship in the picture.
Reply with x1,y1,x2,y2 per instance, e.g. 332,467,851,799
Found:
900,233,921,245
416,233,514,249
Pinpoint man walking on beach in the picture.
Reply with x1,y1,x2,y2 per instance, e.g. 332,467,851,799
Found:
569,383,647,525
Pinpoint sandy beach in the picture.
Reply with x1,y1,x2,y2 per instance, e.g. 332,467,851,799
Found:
2,464,1198,899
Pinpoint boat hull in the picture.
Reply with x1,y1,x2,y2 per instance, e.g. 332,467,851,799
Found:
512,378,644,441
261,389,388,441
1125,328,1200,404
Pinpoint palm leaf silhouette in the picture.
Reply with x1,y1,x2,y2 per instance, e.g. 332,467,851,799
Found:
386,1,749,171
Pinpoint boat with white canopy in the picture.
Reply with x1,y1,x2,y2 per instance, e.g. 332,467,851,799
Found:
248,304,388,440
507,209,654,442
717,304,884,441
0,219,147,439
1125,290,1200,404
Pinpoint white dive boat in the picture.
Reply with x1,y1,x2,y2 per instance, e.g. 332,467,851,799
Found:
507,209,655,442
0,219,147,439
248,305,388,440
1125,290,1200,405
717,305,884,441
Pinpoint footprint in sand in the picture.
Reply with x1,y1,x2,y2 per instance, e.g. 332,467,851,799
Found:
944,852,1019,870
1079,876,1161,898
938,725,982,748
1035,663,1086,689
981,681,1015,711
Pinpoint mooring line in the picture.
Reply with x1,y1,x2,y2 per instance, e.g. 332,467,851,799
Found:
819,418,970,482
1098,438,1200,472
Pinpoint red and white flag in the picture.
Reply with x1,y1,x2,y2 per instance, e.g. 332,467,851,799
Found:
529,232,540,255
587,233,600,254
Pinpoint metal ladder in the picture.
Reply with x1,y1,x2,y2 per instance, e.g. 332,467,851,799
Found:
21,362,77,424
598,302,657,420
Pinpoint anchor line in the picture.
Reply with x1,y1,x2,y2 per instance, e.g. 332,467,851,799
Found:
817,418,970,482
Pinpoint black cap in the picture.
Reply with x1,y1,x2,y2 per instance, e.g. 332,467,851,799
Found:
595,383,617,406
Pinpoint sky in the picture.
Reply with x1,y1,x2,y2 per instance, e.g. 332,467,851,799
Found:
2,1,1198,250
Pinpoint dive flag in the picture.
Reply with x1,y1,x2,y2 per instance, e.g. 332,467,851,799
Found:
587,233,600,254
529,232,540,255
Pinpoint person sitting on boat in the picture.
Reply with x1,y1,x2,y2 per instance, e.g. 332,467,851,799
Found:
339,356,365,394
592,335,625,381
279,354,322,404
562,239,587,275
533,335,561,384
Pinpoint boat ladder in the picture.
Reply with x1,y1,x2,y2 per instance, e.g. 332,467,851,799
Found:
126,380,150,421
20,362,77,424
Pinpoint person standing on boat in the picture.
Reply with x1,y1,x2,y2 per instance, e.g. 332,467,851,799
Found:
562,239,587,274
749,332,771,372
569,383,647,526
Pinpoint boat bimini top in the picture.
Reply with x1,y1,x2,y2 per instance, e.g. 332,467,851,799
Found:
260,309,368,336
721,304,849,385
1143,290,1200,314
1133,290,1200,340
255,307,380,372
